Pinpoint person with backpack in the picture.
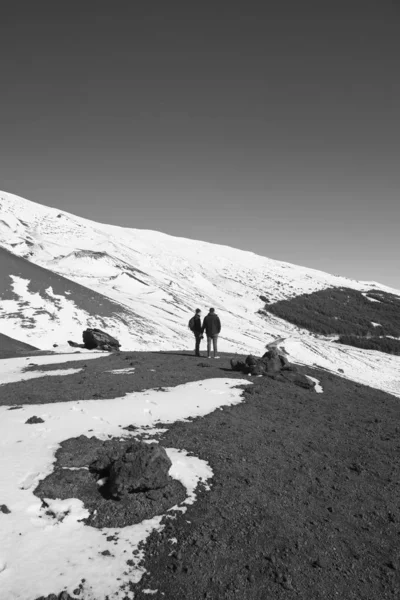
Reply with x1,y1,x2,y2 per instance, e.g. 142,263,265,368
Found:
202,308,221,358
188,308,203,356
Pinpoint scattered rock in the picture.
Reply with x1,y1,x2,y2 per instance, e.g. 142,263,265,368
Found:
0,504,11,514
312,556,328,569
349,462,363,474
231,349,306,385
25,416,44,424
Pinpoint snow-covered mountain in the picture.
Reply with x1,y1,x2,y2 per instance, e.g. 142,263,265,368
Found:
1,190,400,396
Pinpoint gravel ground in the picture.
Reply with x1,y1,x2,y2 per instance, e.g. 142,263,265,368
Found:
1,349,399,599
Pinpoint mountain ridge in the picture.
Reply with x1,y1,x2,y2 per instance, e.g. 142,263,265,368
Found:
1,189,398,293
1,189,400,399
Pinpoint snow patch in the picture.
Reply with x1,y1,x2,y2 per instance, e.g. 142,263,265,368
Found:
107,367,136,375
0,353,103,386
285,338,400,399
0,276,96,350
0,364,249,600
362,293,381,303
306,376,323,393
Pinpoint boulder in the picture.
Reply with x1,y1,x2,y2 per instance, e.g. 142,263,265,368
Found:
109,442,172,497
82,328,121,351
35,437,185,528
261,348,284,374
90,440,172,498
25,416,45,424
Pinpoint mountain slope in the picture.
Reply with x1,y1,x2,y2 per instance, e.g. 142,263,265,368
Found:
1,190,400,397
0,332,38,358
0,247,151,350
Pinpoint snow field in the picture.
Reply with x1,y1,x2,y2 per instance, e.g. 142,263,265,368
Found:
285,338,400,399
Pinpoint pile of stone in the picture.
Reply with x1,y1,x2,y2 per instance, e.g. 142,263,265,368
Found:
231,347,316,390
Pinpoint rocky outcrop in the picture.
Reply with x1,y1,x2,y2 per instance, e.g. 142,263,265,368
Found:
34,436,185,528
67,328,121,351
91,440,172,498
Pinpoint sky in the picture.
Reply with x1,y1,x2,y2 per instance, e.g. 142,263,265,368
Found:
1,2,399,289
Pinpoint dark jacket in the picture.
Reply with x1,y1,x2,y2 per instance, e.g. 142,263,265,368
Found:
192,314,203,335
202,313,221,336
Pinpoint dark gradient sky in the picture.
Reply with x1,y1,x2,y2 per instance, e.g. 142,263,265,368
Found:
1,2,399,288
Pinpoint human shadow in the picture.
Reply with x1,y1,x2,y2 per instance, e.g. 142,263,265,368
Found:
157,351,201,357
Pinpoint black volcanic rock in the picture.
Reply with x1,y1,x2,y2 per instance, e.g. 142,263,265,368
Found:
82,328,121,351
25,416,45,424
34,436,185,528
91,439,172,497
231,348,298,379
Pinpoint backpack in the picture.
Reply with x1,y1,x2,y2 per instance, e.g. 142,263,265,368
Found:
188,316,196,331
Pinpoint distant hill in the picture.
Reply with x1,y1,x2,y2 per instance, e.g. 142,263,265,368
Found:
264,287,400,355
264,287,400,337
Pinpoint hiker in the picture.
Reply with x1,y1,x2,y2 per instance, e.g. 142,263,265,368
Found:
188,308,203,356
202,308,221,358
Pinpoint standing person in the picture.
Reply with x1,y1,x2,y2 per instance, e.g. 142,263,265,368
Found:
188,308,203,356
202,308,221,358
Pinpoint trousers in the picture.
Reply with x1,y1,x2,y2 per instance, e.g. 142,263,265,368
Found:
194,334,202,356
207,335,218,357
